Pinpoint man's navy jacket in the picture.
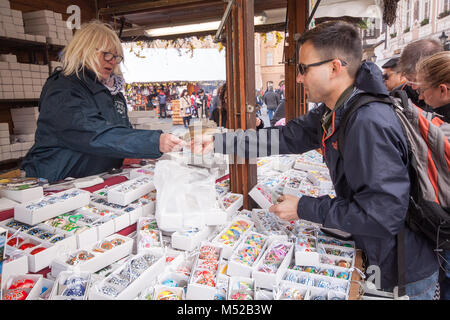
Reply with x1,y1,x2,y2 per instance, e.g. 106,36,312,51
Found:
215,62,438,290
22,69,163,182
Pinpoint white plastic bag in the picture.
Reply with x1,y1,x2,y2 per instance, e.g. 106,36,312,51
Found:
153,160,219,232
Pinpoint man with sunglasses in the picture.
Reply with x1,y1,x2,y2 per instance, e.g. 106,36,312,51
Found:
195,21,438,299
381,57,407,92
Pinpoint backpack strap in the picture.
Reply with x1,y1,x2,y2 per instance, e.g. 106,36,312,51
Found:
337,94,393,159
336,92,410,298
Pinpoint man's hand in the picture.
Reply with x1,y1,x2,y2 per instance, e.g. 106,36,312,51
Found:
159,133,184,153
269,194,300,221
190,134,214,155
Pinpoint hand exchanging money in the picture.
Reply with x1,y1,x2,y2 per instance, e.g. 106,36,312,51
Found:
159,133,185,153
190,134,214,155
269,194,300,221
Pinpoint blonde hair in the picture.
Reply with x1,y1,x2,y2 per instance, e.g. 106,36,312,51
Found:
416,51,450,89
62,20,123,79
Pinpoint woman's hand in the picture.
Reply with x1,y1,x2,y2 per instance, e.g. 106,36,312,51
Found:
159,133,184,153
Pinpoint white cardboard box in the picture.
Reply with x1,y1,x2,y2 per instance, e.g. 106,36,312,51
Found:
107,176,155,206
1,250,29,291
248,185,276,210
50,234,133,278
14,188,91,225
186,242,224,300
49,271,92,300
89,250,166,300
252,240,294,290
129,164,155,180
226,232,268,278
211,215,254,260
2,274,44,300
171,226,214,252
0,186,43,203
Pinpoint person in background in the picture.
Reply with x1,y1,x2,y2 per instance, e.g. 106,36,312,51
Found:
381,57,407,92
398,39,443,110
158,90,167,118
263,85,280,120
21,21,183,183
197,89,209,119
415,51,450,300
270,98,286,126
416,51,450,123
180,89,192,128
210,83,227,127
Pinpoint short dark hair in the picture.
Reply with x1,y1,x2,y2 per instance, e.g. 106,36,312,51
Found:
297,21,363,78
398,39,443,77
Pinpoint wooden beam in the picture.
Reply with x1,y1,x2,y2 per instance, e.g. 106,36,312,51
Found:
98,0,220,16
225,0,256,209
284,0,308,121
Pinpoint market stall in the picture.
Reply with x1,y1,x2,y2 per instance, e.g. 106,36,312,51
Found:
0,150,365,300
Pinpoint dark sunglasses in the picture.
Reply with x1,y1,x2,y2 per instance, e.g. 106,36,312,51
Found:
297,58,347,75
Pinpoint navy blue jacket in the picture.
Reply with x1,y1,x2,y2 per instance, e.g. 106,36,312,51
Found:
22,69,163,182
215,62,438,290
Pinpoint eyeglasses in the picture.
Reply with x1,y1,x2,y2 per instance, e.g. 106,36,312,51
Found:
99,51,123,64
297,58,347,75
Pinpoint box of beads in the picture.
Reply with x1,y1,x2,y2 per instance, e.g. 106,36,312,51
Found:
274,282,310,300
2,274,44,300
14,188,91,226
215,180,230,197
281,266,351,299
152,285,184,300
129,164,156,180
1,250,28,291
49,271,92,300
107,176,155,206
252,239,294,290
5,225,72,272
136,217,163,254
25,223,77,252
227,276,256,300
297,179,322,198
251,209,288,237
294,235,320,266
211,215,254,259
0,186,44,203
50,234,133,278
220,192,244,218
214,276,229,300
283,175,305,196
186,242,224,300
89,196,142,231
157,271,189,290
93,187,155,220
227,232,268,278
43,212,103,249
89,250,166,300
171,227,214,252
271,155,295,172
307,170,333,189
248,184,276,209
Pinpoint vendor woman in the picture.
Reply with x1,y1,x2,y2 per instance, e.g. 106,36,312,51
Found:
22,21,183,183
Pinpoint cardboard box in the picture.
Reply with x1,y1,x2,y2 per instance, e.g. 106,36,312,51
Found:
252,240,293,290
248,184,276,209
50,234,133,278
107,176,155,206
22,10,54,20
171,226,214,252
49,271,92,300
227,276,256,300
0,186,43,203
14,188,91,225
129,164,155,179
186,242,224,300
227,232,268,278
1,251,29,291
220,192,243,218
2,274,44,300
211,215,254,259
89,250,166,300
